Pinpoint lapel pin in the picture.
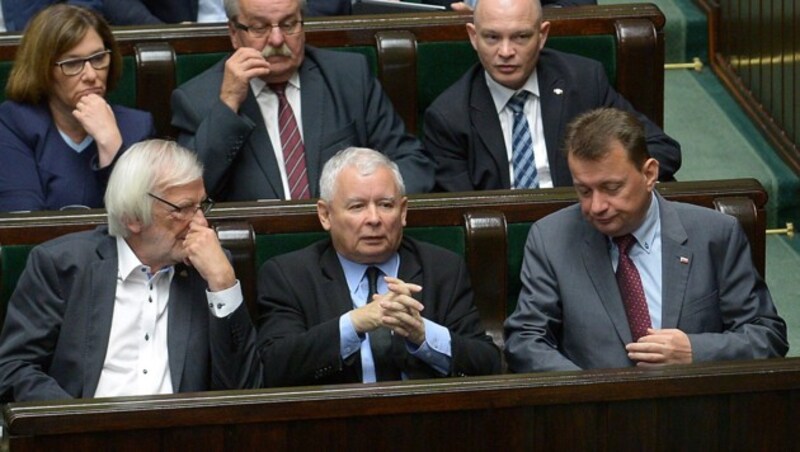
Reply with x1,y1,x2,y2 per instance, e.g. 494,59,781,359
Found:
679,257,689,264
553,88,563,95
180,270,189,278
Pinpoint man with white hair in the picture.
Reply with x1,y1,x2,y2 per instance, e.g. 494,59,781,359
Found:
0,139,261,402
256,147,500,387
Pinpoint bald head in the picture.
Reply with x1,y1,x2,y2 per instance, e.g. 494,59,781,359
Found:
474,0,542,27
467,0,549,90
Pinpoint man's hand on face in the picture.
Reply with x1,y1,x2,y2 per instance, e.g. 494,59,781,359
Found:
219,47,271,113
182,220,236,292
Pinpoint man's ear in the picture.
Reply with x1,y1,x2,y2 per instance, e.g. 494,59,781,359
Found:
125,216,143,234
642,157,660,191
317,200,332,231
466,23,478,51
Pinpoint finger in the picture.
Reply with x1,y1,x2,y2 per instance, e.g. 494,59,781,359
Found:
628,351,665,363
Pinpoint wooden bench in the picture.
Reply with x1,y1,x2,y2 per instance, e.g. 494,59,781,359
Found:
0,178,769,350
0,4,667,138
3,357,799,450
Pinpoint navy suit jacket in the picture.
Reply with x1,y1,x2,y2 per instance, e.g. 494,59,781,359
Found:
0,227,262,402
2,0,102,32
0,101,154,212
256,237,501,387
423,49,681,191
504,192,788,372
172,46,433,201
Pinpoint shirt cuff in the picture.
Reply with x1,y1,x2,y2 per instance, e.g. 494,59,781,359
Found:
206,280,243,318
339,312,363,359
407,318,452,375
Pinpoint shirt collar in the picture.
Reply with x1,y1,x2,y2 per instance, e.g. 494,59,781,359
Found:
115,236,174,282
250,71,301,96
337,252,400,295
609,193,661,254
484,68,540,114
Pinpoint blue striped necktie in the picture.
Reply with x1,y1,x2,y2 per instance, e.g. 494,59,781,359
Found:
507,91,538,189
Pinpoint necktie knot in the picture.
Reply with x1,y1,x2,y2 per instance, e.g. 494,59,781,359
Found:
268,82,287,97
507,91,529,115
614,234,636,255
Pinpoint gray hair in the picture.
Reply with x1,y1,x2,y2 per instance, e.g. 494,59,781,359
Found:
105,139,204,238
224,0,307,19
319,147,405,202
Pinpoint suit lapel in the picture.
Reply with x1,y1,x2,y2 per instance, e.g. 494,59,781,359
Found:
536,60,569,186
582,227,633,344
299,58,324,197
470,71,512,188
657,195,691,328
83,235,120,397
167,265,194,392
240,89,285,199
319,243,358,315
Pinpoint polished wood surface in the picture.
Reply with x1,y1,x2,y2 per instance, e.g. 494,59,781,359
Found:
4,358,799,451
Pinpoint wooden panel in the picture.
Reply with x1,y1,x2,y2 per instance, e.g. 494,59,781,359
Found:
4,359,800,451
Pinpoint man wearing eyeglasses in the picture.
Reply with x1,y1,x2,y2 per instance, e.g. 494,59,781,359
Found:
171,0,434,202
0,139,262,402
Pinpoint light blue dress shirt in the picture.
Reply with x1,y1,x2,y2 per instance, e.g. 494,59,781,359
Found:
609,194,663,329
337,252,452,382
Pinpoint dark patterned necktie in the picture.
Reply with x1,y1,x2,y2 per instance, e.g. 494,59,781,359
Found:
507,91,538,189
614,234,652,341
268,82,310,199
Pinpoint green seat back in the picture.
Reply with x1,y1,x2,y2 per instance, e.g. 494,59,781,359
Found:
506,222,533,316
0,245,35,330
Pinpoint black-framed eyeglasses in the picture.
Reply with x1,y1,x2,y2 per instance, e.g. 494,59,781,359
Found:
230,18,303,38
148,192,214,219
54,50,112,76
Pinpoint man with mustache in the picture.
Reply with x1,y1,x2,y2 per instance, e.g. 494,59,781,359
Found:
256,147,500,386
423,0,680,192
171,0,433,202
0,140,262,401
504,108,787,372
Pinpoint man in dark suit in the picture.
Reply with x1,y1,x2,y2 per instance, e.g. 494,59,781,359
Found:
423,0,680,192
256,147,500,387
504,108,787,372
0,140,261,402
171,0,433,202
102,0,350,25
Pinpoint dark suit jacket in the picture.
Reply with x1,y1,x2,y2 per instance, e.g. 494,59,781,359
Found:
423,49,681,191
172,46,433,201
2,0,102,31
503,192,788,372
256,237,501,387
0,101,155,212
0,227,261,402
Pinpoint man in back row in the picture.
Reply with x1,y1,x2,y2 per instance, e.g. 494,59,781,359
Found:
171,0,432,202
424,0,680,192
504,108,787,372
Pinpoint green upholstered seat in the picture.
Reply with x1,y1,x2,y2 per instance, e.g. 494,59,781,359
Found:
0,244,34,328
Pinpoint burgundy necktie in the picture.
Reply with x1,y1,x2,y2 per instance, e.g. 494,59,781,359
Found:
268,83,310,200
613,234,652,341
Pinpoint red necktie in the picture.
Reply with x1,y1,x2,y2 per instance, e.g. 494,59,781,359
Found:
268,83,310,200
614,234,652,341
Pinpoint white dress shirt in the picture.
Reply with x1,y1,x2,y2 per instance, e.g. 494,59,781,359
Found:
485,69,554,188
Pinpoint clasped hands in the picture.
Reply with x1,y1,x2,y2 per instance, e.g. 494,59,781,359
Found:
351,277,426,346
626,328,693,366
